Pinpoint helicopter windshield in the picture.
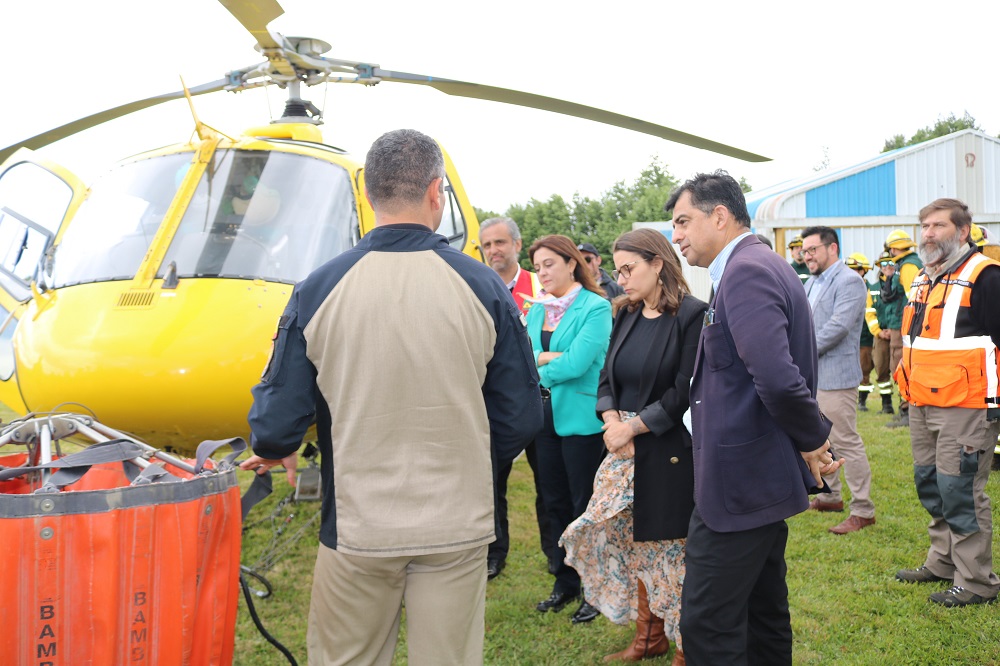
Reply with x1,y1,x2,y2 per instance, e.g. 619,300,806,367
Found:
158,149,356,284
50,153,193,288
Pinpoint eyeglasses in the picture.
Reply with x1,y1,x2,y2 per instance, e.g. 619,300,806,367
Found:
582,255,596,263
802,242,832,257
612,259,646,280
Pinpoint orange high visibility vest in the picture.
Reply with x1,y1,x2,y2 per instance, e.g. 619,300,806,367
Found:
895,251,1000,409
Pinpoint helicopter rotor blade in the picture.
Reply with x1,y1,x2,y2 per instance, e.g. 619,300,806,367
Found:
0,79,229,164
372,69,769,162
218,0,284,51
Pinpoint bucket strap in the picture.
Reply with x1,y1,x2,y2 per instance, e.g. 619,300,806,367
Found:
194,437,248,474
0,439,147,490
241,470,273,522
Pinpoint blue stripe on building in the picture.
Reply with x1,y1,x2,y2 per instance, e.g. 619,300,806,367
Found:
805,162,896,217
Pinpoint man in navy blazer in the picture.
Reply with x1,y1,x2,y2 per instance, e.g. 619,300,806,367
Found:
668,171,841,665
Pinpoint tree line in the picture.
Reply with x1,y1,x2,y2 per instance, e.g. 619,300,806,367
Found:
475,158,750,270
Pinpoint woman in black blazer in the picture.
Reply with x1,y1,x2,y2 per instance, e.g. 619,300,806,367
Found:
562,228,706,665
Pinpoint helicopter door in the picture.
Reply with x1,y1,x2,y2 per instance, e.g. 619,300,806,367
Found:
0,149,88,411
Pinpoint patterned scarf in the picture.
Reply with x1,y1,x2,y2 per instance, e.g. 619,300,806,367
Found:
523,284,582,329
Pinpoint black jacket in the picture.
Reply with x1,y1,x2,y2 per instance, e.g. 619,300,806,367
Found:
596,294,707,540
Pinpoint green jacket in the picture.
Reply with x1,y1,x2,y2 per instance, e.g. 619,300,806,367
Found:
879,252,922,330
526,288,611,437
791,261,810,283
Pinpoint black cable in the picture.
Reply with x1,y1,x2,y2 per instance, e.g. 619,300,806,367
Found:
240,572,298,665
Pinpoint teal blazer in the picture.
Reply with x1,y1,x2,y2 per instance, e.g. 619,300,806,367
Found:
526,288,612,437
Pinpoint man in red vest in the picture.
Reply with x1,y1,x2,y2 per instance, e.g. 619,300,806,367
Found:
478,217,554,580
894,198,1000,607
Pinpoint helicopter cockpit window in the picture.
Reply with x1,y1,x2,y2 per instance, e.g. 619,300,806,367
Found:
158,149,356,284
437,176,467,250
50,153,192,288
0,162,73,298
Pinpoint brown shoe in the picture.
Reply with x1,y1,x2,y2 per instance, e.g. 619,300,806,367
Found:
829,515,876,534
671,648,686,666
808,498,844,512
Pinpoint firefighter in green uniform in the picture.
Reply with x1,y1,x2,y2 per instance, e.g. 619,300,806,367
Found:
788,234,810,284
881,230,924,427
871,251,897,414
846,253,877,411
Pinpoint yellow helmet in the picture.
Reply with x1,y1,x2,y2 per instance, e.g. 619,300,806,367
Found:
845,252,872,271
787,235,803,249
877,250,894,266
885,229,915,250
970,223,986,247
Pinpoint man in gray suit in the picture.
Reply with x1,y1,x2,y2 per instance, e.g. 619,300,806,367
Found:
802,226,877,534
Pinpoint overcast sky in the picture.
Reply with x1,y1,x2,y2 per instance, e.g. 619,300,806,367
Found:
4,0,999,213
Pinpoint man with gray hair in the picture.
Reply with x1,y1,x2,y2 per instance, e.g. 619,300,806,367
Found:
478,215,556,580
241,129,542,663
895,198,1000,607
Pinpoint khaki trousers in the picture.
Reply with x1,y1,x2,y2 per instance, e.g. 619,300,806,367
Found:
307,544,488,666
910,406,1000,598
817,388,875,518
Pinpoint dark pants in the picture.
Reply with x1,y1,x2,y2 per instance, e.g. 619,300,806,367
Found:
680,508,792,666
489,441,557,565
534,398,605,596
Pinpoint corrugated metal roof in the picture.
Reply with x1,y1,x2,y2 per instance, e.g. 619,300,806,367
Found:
746,129,1000,222
805,162,896,217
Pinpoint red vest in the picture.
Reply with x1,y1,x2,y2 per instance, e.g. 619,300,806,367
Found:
511,268,541,315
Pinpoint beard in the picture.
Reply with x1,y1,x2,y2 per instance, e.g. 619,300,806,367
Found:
918,232,962,268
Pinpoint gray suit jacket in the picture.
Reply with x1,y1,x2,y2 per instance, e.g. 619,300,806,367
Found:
804,260,866,390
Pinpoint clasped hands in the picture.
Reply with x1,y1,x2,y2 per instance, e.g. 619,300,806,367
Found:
801,441,845,486
602,418,635,458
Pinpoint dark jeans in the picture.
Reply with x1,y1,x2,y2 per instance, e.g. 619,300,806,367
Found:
534,398,605,596
680,508,792,666
489,441,557,564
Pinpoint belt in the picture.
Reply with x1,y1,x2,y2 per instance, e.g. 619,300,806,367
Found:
539,387,551,399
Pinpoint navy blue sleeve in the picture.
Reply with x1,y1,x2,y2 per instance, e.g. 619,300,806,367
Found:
483,296,544,469
247,288,319,460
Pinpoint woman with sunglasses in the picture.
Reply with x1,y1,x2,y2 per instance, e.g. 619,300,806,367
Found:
525,234,612,624
562,228,706,664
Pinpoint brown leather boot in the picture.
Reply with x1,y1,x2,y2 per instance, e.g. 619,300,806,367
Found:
603,580,670,662
671,648,686,666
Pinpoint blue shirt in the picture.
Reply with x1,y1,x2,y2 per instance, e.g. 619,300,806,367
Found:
709,231,753,294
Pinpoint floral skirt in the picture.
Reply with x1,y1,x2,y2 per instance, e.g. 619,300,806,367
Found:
560,450,685,645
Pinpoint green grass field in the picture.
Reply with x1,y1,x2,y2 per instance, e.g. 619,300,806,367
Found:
235,401,1000,665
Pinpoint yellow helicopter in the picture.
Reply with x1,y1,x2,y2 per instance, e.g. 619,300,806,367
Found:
0,0,768,453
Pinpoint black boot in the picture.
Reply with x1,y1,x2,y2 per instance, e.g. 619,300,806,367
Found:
858,391,869,411
880,394,894,415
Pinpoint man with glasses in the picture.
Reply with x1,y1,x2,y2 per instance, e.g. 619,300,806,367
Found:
668,170,840,665
577,242,624,301
801,227,876,534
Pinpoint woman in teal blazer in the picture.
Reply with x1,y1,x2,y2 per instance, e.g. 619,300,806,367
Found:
525,234,612,623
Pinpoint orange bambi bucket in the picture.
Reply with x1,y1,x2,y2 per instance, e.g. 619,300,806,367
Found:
0,427,245,666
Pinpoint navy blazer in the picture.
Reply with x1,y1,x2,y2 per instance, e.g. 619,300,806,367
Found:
690,235,832,533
